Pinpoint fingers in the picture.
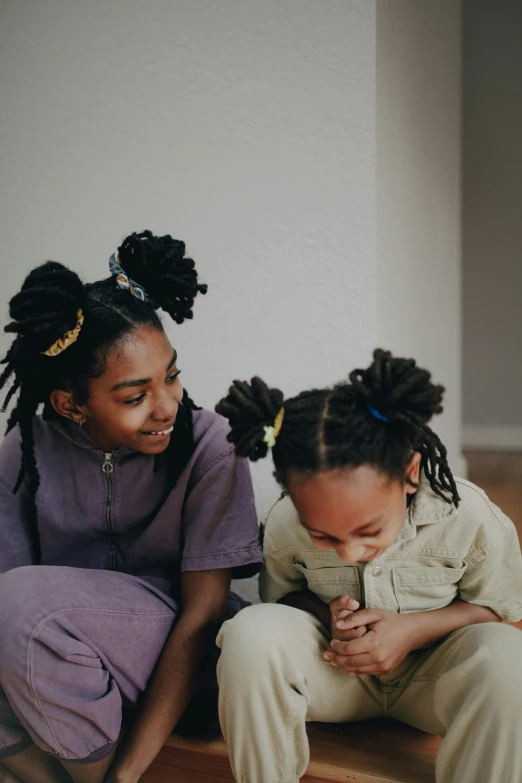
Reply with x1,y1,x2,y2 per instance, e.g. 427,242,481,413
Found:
324,649,385,675
330,595,360,621
332,625,368,642
324,634,390,675
329,635,374,656
324,650,373,666
329,660,382,675
334,608,382,630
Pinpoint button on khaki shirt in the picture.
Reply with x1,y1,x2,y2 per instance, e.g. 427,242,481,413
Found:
260,477,522,623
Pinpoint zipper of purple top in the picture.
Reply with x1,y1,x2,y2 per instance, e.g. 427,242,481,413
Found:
102,453,117,570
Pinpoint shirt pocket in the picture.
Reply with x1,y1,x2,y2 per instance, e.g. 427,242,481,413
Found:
293,563,361,605
392,565,466,614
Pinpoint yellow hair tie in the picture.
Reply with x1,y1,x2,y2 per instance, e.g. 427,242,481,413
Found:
42,309,84,357
263,407,285,449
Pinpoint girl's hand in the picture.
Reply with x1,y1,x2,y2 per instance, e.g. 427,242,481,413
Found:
324,608,416,675
329,595,368,642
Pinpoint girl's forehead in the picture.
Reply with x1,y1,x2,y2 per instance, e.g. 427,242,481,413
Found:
287,467,398,517
96,327,175,385
287,466,392,499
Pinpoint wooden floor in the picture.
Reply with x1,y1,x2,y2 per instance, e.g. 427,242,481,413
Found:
143,721,442,783
146,452,522,782
464,450,522,538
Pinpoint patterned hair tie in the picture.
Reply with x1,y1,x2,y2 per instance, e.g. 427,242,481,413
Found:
42,309,84,357
109,251,151,303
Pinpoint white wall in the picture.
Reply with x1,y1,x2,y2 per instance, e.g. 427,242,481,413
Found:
462,0,522,450
376,0,464,474
1,1,464,507
0,0,377,513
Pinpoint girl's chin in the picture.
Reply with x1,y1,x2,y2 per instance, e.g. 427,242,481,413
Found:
136,432,172,453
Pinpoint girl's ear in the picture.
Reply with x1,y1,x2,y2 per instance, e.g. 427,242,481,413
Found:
49,389,87,426
405,451,422,496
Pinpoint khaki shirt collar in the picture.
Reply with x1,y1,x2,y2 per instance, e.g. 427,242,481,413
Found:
387,475,458,553
410,474,458,526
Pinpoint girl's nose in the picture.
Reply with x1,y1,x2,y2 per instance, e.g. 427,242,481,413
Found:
335,543,366,563
151,389,179,422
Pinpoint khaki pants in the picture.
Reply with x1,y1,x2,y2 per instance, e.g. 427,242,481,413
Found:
216,604,522,783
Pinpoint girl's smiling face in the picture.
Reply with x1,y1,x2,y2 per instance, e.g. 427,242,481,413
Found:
286,453,421,562
51,325,183,453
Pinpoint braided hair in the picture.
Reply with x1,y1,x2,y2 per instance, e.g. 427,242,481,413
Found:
216,349,460,507
1,230,208,558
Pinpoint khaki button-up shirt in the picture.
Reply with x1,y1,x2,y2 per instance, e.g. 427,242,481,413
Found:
260,477,522,622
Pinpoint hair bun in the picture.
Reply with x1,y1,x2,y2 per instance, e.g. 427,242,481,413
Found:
349,348,444,425
216,377,284,461
117,231,207,324
5,262,85,354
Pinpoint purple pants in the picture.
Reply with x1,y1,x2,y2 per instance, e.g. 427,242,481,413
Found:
0,566,244,764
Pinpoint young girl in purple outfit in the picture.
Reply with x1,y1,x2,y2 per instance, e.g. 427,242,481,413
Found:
0,231,262,783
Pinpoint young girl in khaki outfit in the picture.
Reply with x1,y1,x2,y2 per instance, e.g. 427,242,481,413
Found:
216,350,522,783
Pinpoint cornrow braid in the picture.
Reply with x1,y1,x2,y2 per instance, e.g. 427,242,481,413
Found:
1,231,207,560
216,349,460,507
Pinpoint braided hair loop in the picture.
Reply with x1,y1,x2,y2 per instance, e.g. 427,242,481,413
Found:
117,231,207,323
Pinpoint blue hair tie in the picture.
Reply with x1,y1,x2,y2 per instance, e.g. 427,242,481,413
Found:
109,251,151,304
367,405,391,424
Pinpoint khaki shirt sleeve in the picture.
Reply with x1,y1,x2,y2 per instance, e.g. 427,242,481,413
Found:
258,498,307,604
458,507,522,622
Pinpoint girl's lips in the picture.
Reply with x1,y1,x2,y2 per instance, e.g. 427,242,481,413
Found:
141,424,175,439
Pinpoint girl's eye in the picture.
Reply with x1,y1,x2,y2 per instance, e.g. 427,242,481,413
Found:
310,535,333,544
122,370,181,405
124,393,146,405
361,529,382,538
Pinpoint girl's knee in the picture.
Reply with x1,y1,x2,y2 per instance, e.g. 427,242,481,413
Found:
217,605,291,688
0,566,42,629
0,566,79,622
453,623,522,700
217,602,324,686
218,603,301,653
0,567,67,672
459,622,522,658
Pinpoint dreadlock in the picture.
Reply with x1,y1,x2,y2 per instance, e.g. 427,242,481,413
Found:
1,230,207,560
216,349,460,507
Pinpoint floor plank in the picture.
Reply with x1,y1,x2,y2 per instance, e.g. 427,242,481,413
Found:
148,721,440,783
143,766,233,783
304,721,439,783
